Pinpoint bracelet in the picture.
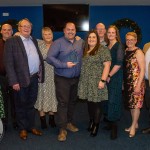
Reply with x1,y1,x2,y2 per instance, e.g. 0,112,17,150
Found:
101,79,106,83
108,74,111,78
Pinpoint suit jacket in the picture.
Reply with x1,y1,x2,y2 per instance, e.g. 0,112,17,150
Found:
4,36,44,87
143,42,150,86
0,39,6,76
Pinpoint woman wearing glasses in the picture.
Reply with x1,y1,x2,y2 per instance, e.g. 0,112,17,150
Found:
124,32,145,138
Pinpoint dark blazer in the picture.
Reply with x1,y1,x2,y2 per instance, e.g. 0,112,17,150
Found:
0,39,6,76
4,36,44,87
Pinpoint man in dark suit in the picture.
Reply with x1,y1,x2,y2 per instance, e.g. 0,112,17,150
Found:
4,18,44,140
0,23,18,130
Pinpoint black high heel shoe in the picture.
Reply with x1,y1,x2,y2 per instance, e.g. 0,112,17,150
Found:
87,120,94,132
90,123,99,137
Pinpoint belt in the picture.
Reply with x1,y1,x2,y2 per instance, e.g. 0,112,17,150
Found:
30,72,38,78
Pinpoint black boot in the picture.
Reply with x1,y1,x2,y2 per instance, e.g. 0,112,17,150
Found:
49,115,56,128
103,122,112,130
90,123,99,137
110,122,117,140
87,120,94,132
40,116,47,129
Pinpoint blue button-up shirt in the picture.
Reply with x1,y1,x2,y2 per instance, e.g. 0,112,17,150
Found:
46,36,84,78
20,35,40,75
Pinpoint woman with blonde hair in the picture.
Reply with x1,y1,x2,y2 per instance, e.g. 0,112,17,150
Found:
35,27,57,129
124,32,145,137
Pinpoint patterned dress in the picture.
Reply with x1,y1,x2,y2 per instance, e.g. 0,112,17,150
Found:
0,86,5,119
124,48,145,109
34,40,57,112
78,45,111,102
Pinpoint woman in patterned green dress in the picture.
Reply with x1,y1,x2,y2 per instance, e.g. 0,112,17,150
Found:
78,30,111,137
0,86,5,119
0,86,5,141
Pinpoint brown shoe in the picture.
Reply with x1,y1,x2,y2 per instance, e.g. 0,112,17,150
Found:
142,127,150,134
58,129,67,142
67,123,79,132
30,128,42,136
19,130,27,140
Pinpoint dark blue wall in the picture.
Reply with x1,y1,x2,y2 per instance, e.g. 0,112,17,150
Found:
0,6,43,38
0,6,150,47
90,6,150,47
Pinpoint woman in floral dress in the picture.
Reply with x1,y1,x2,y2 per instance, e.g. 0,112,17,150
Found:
124,32,145,138
35,27,57,129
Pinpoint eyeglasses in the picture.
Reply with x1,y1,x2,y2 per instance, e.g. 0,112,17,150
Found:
96,28,105,31
19,25,31,29
126,39,135,42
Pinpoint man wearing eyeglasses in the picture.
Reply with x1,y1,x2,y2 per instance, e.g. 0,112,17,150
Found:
4,18,44,140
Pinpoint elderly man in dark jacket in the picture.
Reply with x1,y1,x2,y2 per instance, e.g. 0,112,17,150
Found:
4,18,44,140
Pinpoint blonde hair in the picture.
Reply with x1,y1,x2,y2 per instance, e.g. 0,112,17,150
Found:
42,27,53,39
125,32,137,40
42,27,52,35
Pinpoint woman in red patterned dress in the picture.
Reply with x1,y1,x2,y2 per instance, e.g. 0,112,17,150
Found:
124,32,145,137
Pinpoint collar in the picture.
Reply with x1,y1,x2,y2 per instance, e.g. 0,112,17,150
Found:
20,35,32,41
64,36,75,43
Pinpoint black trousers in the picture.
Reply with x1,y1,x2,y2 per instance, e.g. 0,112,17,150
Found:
0,75,16,125
14,75,38,131
54,74,79,129
145,80,150,109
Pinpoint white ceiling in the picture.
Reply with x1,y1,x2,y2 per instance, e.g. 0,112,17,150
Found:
0,0,150,6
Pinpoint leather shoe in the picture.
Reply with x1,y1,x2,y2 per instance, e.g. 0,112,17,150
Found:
30,128,42,136
19,130,27,140
66,123,79,132
142,127,150,134
58,129,67,142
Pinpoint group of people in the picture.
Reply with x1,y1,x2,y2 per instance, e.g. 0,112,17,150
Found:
0,18,150,143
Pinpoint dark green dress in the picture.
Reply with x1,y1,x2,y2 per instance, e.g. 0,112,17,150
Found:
0,86,5,119
78,45,111,102
107,42,124,121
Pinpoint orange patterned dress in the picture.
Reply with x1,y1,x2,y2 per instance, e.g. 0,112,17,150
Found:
124,48,145,109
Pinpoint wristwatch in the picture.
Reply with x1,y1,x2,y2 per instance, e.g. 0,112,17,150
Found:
101,79,106,83
108,74,111,78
